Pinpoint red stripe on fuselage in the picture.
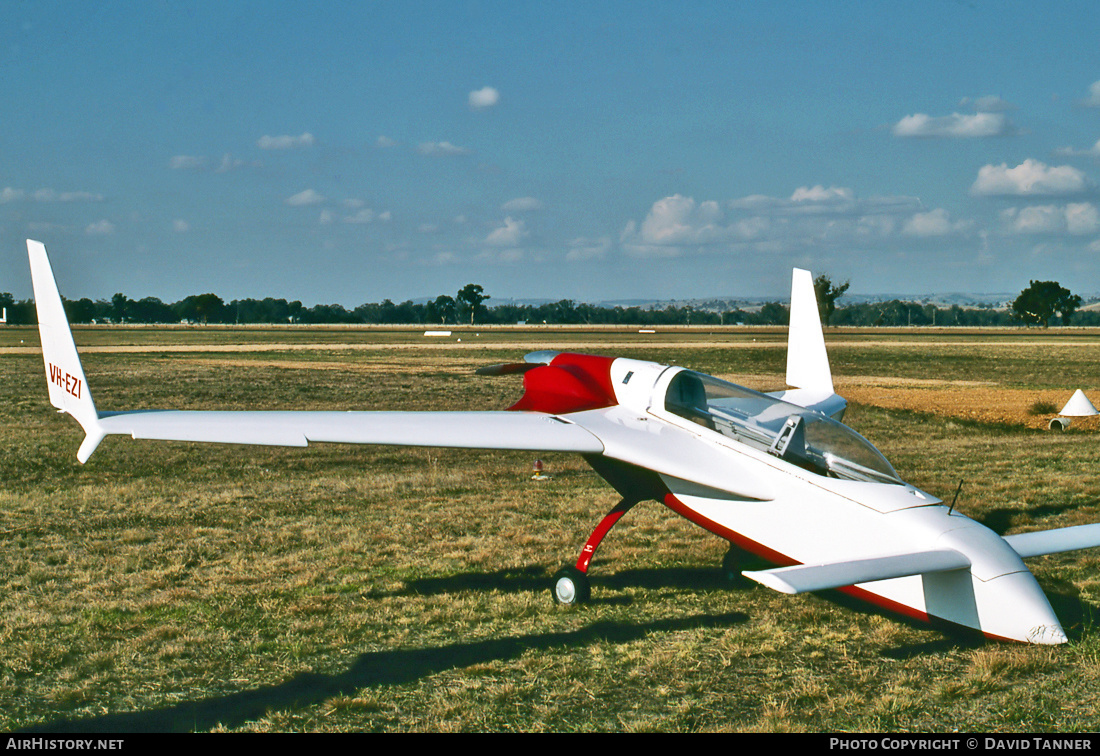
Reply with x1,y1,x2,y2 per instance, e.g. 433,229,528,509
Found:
508,353,617,415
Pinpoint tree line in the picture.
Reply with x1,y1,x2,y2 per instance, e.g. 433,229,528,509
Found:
0,278,1093,328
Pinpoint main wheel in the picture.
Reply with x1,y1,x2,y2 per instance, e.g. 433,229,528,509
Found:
551,566,590,605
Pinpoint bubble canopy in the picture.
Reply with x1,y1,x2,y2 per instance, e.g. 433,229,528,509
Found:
664,371,902,485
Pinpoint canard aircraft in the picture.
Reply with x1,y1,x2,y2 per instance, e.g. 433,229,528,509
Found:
28,240,1100,645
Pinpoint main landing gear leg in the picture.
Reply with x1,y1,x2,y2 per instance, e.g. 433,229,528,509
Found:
722,543,742,583
551,497,639,605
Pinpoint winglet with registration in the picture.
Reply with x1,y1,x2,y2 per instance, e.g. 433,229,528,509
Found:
28,240,105,463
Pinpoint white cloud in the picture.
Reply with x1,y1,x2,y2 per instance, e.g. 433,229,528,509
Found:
1054,138,1100,158
790,185,853,204
2,187,103,202
172,153,254,171
170,155,207,169
485,216,528,246
418,141,471,156
730,186,919,218
346,209,374,224
285,189,326,206
1066,202,1100,234
959,95,1016,113
85,219,115,235
856,215,897,237
565,236,612,262
172,219,190,233
619,195,725,257
468,86,500,109
216,154,251,172
32,189,104,202
622,188,969,259
639,194,722,245
1080,80,1100,108
893,112,1015,138
257,132,315,150
501,196,543,212
971,159,1092,196
1001,203,1100,235
901,209,960,236
375,135,398,148
476,247,526,264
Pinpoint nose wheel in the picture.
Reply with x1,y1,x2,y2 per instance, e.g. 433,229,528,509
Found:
550,497,638,605
551,566,590,605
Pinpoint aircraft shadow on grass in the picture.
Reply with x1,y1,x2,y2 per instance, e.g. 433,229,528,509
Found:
977,498,1100,541
389,563,741,600
24,612,749,734
386,560,1094,650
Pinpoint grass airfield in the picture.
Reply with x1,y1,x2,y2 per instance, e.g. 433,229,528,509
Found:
2,324,1100,732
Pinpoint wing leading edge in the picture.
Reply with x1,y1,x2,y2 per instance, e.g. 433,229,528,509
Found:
28,240,603,462
97,410,603,454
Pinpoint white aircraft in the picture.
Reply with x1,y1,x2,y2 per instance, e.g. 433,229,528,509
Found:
28,240,1100,645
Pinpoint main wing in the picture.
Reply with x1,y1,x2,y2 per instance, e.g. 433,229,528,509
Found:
28,240,603,462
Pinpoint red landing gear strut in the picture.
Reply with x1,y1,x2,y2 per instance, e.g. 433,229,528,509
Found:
551,497,638,605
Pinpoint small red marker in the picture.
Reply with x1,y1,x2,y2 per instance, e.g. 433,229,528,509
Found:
531,458,549,480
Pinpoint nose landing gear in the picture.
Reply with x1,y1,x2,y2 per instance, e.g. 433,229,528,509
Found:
550,497,638,605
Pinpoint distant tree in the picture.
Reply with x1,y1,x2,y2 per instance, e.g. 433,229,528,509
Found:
813,274,849,327
457,284,489,324
64,297,99,324
175,293,225,324
428,294,457,325
551,299,578,324
111,292,130,323
758,301,789,325
130,297,177,323
1012,280,1082,327
302,302,357,323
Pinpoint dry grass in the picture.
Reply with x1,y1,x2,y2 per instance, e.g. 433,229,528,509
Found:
2,325,1100,732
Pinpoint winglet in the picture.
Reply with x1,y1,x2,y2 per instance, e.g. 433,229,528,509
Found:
786,269,833,395
27,240,104,462
773,270,847,419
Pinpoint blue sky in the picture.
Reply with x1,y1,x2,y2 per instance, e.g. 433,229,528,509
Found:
3,1,1100,306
